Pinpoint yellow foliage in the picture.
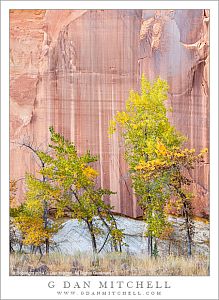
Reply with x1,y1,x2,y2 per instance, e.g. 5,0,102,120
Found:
159,225,174,240
156,141,167,156
132,124,138,129
25,198,42,212
200,148,208,154
83,166,98,179
174,152,184,157
115,111,129,125
193,216,209,223
14,215,51,246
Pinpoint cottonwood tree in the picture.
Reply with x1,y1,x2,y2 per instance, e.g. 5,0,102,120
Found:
33,127,124,256
109,75,206,256
12,139,54,253
10,177,60,255
12,204,59,255
136,143,208,256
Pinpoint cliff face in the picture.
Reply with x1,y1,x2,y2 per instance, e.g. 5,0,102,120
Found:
10,9,209,218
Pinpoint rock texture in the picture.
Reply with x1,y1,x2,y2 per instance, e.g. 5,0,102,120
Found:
53,216,210,256
10,9,209,218
12,215,209,256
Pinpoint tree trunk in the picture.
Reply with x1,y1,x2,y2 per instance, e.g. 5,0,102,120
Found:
150,236,153,256
148,235,153,256
19,242,23,253
45,239,49,254
87,220,97,255
183,201,192,257
144,128,153,257
43,200,49,254
38,246,43,256
119,241,122,253
97,208,121,252
10,242,14,253
185,209,192,256
112,240,118,252
187,228,192,257
90,232,97,255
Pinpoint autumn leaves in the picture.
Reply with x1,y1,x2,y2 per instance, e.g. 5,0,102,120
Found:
109,76,208,256
10,76,208,257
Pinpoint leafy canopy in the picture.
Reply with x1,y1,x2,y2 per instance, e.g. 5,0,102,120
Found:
35,127,124,252
109,75,207,241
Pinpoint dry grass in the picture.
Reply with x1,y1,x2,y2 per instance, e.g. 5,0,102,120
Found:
10,252,209,276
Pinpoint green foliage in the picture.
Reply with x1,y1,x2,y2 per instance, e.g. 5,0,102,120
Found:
10,178,59,248
109,75,207,252
109,76,184,169
10,128,124,255
136,142,207,250
110,76,184,238
34,127,123,254
24,174,61,213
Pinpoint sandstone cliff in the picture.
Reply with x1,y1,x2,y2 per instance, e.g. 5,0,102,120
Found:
10,9,209,218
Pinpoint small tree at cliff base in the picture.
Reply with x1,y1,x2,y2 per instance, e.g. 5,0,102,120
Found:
10,177,60,255
11,139,54,253
33,127,125,256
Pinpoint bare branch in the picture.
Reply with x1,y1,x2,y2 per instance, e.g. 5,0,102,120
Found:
11,140,45,168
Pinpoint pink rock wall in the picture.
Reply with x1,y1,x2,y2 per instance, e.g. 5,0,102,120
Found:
10,9,209,218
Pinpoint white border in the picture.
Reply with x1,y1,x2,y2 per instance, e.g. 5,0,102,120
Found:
1,1,218,299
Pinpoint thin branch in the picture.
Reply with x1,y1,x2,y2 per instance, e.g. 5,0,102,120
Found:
98,231,110,253
11,141,45,168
